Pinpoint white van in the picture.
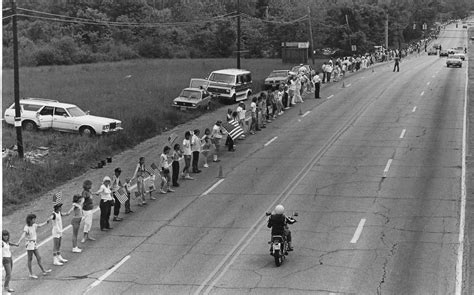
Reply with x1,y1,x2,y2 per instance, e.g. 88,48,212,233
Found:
206,69,252,103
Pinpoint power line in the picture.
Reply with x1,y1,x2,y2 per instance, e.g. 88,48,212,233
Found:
240,13,309,25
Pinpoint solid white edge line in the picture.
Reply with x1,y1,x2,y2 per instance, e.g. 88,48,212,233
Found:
84,255,131,294
201,179,225,196
400,129,406,139
302,111,311,117
412,106,417,112
350,218,366,244
383,159,393,178
327,94,334,99
455,48,468,295
264,136,278,147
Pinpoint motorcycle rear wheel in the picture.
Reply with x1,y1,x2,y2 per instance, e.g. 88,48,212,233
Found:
274,250,282,267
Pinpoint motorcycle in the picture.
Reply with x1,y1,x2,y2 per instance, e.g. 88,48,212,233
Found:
265,212,297,267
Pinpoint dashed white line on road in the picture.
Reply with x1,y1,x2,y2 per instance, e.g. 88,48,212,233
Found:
327,94,334,99
420,91,425,96
412,106,417,112
202,179,225,196
346,83,352,87
350,218,366,244
432,75,436,78
84,255,131,294
427,81,431,86
264,136,278,146
302,111,310,117
400,129,406,139
383,159,393,178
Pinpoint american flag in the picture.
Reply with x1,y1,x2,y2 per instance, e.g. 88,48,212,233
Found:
221,119,244,141
114,187,129,204
168,133,178,145
150,162,158,171
53,192,62,206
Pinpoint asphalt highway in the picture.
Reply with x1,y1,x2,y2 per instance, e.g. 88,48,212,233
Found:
8,23,468,294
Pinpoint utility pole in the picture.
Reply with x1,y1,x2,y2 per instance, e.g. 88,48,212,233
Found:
385,12,389,51
11,0,24,159
236,0,241,69
307,6,315,65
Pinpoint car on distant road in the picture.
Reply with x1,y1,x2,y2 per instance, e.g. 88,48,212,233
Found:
427,48,438,55
264,70,291,90
439,50,449,57
456,52,466,61
173,79,212,110
4,98,123,135
446,54,463,67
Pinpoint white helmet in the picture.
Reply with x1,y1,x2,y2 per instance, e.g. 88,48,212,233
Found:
275,204,284,215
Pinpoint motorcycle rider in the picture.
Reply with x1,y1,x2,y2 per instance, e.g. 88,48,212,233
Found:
267,204,296,251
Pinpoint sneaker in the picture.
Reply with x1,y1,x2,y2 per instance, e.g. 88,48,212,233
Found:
167,188,175,192
113,217,123,221
53,259,63,266
150,196,157,199
203,163,209,168
58,255,68,263
87,236,96,241
213,159,221,162
184,175,194,180
81,238,86,243
29,274,38,279
159,189,167,194
172,183,180,187
72,247,82,253
42,269,52,275
5,288,14,292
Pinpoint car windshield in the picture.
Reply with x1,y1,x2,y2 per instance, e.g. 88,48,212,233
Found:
67,106,87,117
181,90,201,100
450,55,461,59
268,71,288,78
209,73,235,84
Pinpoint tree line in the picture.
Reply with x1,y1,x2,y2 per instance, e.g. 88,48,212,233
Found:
2,0,471,67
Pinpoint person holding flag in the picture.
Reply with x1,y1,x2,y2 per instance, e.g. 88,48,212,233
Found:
221,111,244,152
111,168,124,222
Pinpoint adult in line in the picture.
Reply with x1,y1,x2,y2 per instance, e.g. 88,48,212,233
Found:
312,71,322,99
191,129,202,173
130,157,148,206
81,180,96,243
211,120,224,162
182,131,194,180
111,168,124,222
95,176,114,231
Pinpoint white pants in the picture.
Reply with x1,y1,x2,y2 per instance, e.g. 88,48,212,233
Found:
83,209,93,233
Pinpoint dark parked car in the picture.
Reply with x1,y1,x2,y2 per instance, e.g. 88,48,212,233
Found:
439,50,449,57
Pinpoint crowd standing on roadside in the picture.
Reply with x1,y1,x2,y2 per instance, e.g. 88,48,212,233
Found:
3,45,429,291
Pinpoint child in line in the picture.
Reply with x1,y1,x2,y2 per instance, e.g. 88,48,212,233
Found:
3,230,19,293
131,157,149,206
201,128,211,168
172,143,182,187
68,194,84,254
182,131,194,180
81,180,96,243
160,146,174,194
124,178,133,214
17,214,52,279
51,193,70,265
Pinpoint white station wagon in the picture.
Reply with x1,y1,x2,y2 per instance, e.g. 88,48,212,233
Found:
4,98,123,135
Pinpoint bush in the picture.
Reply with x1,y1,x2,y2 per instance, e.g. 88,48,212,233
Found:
34,45,57,66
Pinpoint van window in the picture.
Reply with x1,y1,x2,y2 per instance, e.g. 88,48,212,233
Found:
243,74,252,83
39,106,54,116
209,73,235,84
22,104,42,112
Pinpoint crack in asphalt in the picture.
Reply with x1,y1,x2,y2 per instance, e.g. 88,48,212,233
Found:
376,243,398,295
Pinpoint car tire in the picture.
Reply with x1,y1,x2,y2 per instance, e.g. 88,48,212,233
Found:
232,94,237,104
80,126,96,136
22,120,37,131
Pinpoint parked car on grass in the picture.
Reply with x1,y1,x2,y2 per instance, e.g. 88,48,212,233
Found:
446,54,463,67
173,79,213,110
264,70,291,90
3,98,123,135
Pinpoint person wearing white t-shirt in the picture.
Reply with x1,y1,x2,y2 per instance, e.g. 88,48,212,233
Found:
191,129,202,173
182,131,194,180
236,102,246,134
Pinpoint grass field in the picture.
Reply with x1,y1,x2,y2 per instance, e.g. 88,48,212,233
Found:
2,58,325,215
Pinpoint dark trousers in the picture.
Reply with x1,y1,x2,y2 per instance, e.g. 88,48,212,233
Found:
314,82,320,98
393,63,399,72
227,135,234,151
99,199,112,230
192,151,200,172
113,194,121,216
172,161,179,186
282,92,288,108
124,191,131,213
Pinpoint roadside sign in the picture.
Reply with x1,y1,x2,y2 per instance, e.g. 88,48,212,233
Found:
351,45,357,52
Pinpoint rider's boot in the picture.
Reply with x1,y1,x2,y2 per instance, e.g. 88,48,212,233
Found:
288,242,294,251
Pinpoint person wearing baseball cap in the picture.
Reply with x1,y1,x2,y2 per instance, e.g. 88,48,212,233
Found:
94,176,114,231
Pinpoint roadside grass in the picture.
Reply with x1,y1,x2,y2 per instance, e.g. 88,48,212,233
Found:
2,58,325,215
